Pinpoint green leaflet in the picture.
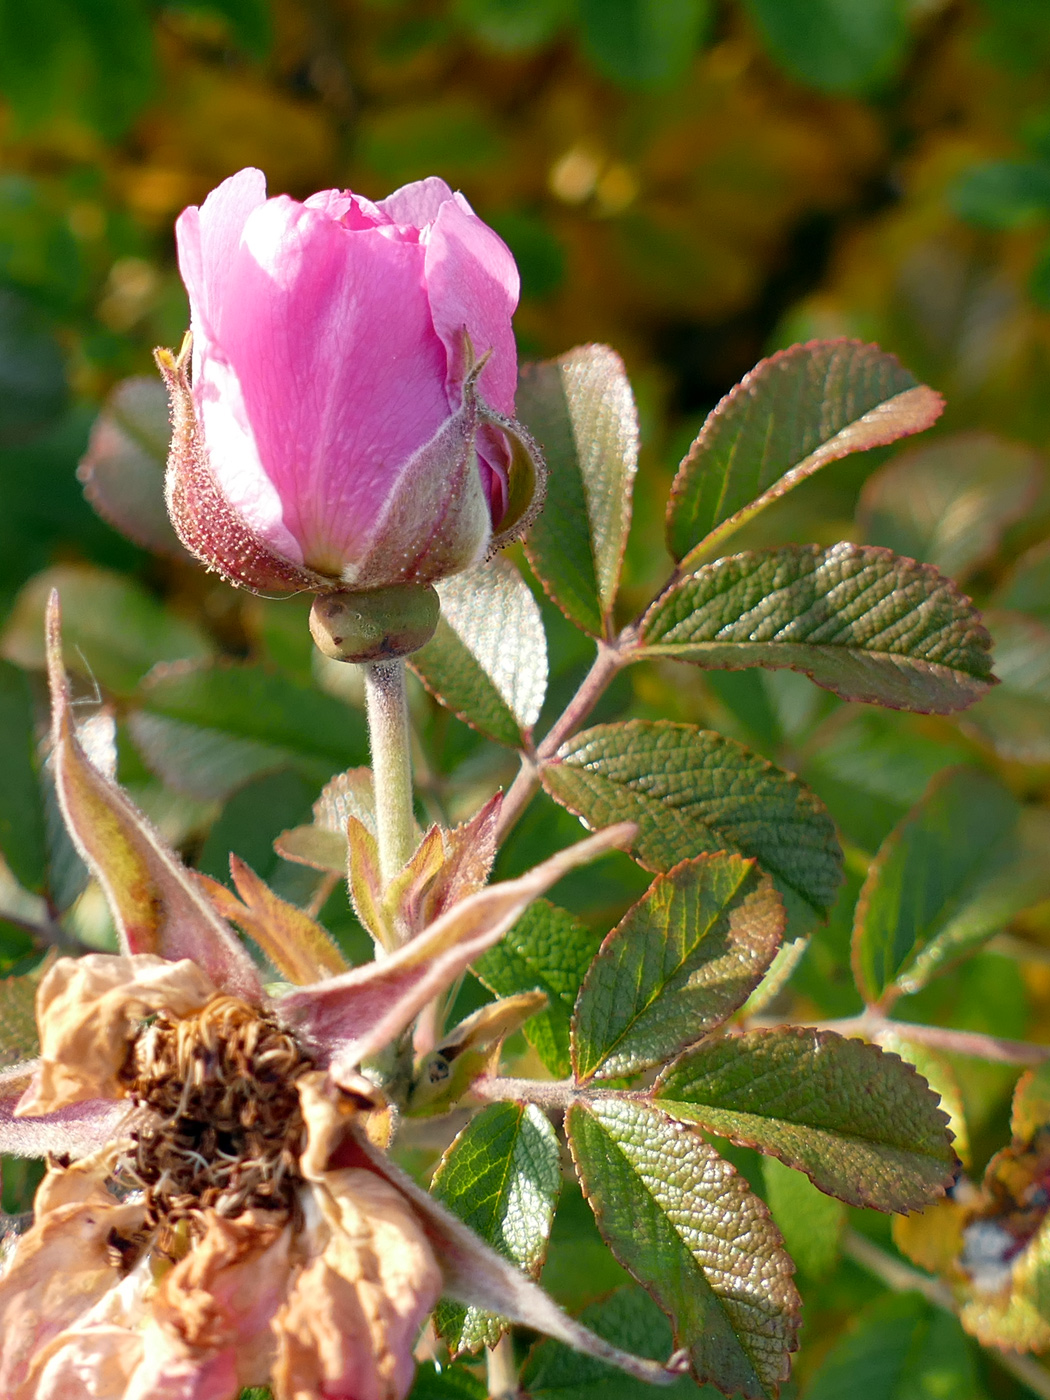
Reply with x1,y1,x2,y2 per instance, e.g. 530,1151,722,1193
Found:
638,543,994,713
807,1293,984,1400
858,431,1042,582
517,345,638,635
566,1096,799,1399
475,899,600,1078
0,658,47,893
655,1028,956,1211
431,1101,561,1353
542,720,842,932
741,0,907,95
129,661,368,802
410,557,547,747
851,767,1050,1003
408,1361,486,1400
522,1285,719,1400
572,854,783,1082
995,539,1050,623
666,340,942,568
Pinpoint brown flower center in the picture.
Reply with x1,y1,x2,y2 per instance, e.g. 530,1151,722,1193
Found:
118,995,314,1251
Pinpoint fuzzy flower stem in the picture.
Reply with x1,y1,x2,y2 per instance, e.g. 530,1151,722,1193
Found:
363,659,417,889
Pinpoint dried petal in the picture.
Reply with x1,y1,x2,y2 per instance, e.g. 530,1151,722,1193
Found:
17,953,216,1115
0,1154,145,1396
272,1169,442,1400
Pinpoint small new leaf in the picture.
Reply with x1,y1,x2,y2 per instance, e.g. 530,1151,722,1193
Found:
655,1028,956,1211
518,345,639,635
639,544,994,713
432,1101,561,1352
572,854,783,1082
666,340,943,568
543,720,841,932
411,557,548,746
567,1096,799,1399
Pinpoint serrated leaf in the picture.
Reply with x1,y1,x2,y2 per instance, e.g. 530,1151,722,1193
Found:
0,659,47,894
518,345,639,635
876,1030,970,1168
965,610,1050,763
851,768,1050,1003
130,661,368,800
572,854,783,1082
666,340,943,568
655,1028,956,1211
543,720,841,932
567,1096,799,1399
639,543,994,713
432,1101,561,1353
858,431,1044,581
77,375,183,557
523,1285,719,1400
3,564,213,696
807,1293,983,1400
475,899,600,1077
411,557,547,746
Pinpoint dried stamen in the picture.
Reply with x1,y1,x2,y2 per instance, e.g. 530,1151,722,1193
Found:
118,995,314,1254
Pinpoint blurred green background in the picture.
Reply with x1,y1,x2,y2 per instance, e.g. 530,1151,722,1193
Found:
5,1,1050,1395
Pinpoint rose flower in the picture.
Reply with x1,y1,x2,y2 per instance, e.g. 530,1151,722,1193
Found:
157,169,544,599
0,599,673,1400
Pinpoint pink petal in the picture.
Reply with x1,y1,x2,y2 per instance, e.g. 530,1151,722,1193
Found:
378,176,456,229
424,193,519,417
201,196,452,575
176,167,268,356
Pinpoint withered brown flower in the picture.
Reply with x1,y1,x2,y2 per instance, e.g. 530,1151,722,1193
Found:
0,597,673,1400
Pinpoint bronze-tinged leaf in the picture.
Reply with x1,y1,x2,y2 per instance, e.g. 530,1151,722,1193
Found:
45,592,262,1002
638,544,995,714
567,1096,800,1399
655,1028,957,1212
667,340,943,569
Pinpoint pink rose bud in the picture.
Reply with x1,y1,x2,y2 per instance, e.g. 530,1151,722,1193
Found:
156,168,544,595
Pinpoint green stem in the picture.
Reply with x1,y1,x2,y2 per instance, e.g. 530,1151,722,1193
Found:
362,658,416,887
